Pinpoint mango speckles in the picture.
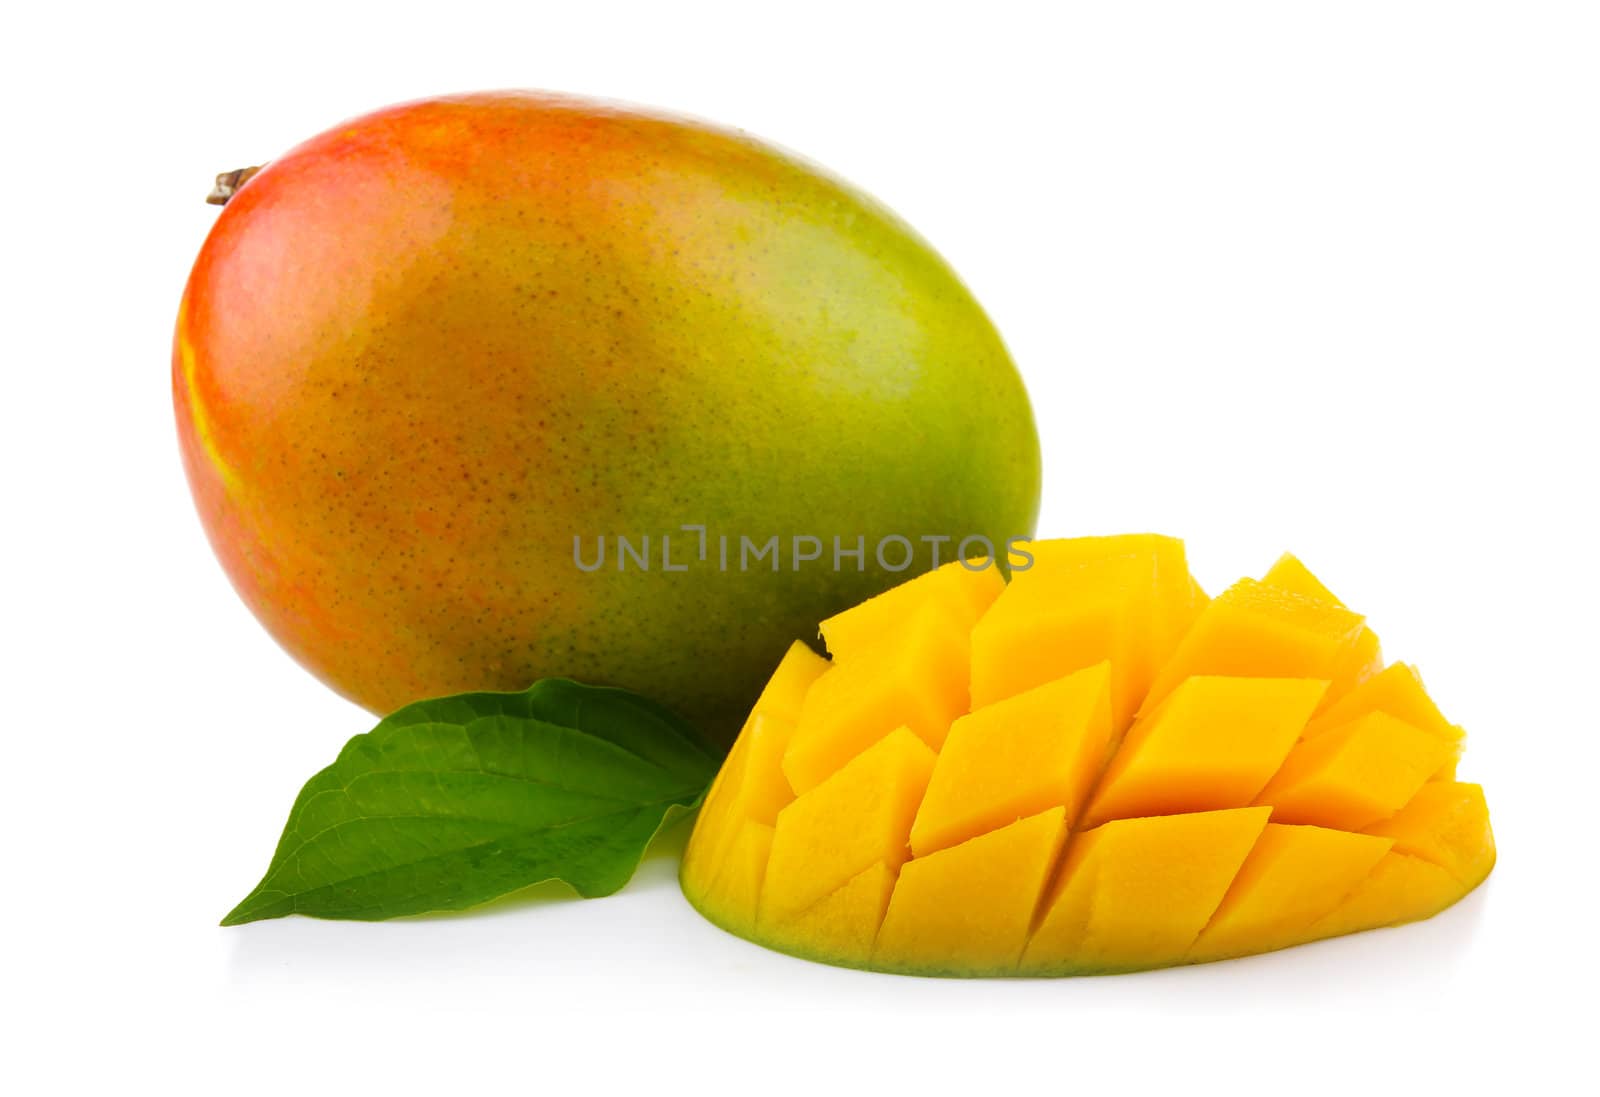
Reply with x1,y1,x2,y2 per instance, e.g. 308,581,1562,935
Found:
173,93,1040,738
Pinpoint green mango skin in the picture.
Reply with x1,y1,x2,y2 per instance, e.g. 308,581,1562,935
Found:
174,92,1040,743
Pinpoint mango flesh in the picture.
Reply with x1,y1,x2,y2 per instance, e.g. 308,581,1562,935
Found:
1187,823,1394,962
759,727,935,925
1255,711,1454,830
1141,578,1371,714
1080,675,1326,828
173,92,1039,741
680,641,827,889
910,661,1112,858
1024,807,1271,974
783,601,970,793
681,535,1495,975
971,534,1202,730
1261,553,1384,695
878,807,1067,975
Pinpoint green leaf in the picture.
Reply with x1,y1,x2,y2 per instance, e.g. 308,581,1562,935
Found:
222,679,720,925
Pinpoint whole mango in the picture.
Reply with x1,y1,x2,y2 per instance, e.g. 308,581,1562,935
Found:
174,92,1040,742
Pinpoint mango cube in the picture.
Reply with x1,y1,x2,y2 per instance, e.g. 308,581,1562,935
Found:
910,662,1112,857
726,714,800,825
1081,676,1327,828
1256,711,1453,830
761,727,935,924
876,807,1068,975
1260,553,1383,693
971,535,1200,730
1260,552,1345,606
1308,852,1468,940
1364,781,1494,887
1187,824,1393,961
762,862,897,967
693,714,798,874
751,639,832,722
1303,663,1465,778
783,603,966,794
1021,807,1270,974
682,642,828,889
820,559,1003,661
696,821,773,936
1143,579,1368,715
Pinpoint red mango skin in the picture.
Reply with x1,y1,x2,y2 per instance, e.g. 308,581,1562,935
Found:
174,92,1040,742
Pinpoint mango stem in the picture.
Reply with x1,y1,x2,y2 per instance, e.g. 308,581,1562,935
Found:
206,165,264,206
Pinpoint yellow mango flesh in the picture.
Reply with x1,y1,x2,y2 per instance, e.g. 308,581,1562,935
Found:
681,641,828,886
681,535,1495,976
910,662,1112,857
761,862,898,969
692,820,773,936
1260,553,1384,694
1023,807,1270,973
1363,781,1494,887
1187,824,1393,962
1308,852,1470,939
1302,662,1465,778
1142,578,1369,715
1256,711,1454,830
970,535,1201,731
759,727,935,924
1260,552,1344,605
820,559,1003,662
692,714,799,877
782,603,968,793
877,807,1068,975
1027,535,1203,658
1081,676,1327,828
750,639,833,722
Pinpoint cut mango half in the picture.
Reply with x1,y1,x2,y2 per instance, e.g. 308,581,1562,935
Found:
681,541,1495,976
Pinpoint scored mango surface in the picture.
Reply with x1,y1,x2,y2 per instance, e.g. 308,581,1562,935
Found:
680,537,1495,976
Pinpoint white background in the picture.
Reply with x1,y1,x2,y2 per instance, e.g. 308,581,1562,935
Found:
4,1,1597,1092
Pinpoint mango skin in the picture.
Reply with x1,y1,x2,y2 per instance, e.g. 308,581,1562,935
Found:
173,92,1040,741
